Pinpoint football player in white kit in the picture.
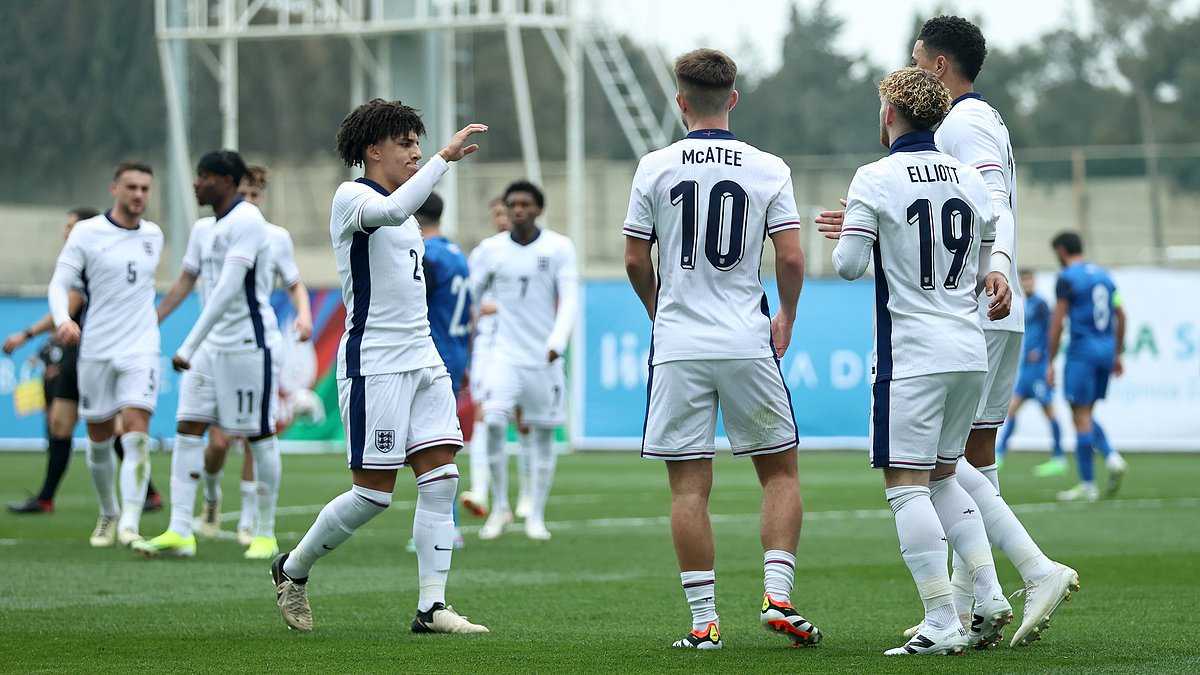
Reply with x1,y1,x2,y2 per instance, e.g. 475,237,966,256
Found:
136,150,285,561
458,197,510,518
624,49,819,651
196,165,313,546
271,99,489,635
47,161,163,547
913,16,1079,647
471,181,578,542
823,67,1013,655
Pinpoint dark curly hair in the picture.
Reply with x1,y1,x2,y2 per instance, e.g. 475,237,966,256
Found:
918,15,987,82
504,180,545,209
336,99,426,168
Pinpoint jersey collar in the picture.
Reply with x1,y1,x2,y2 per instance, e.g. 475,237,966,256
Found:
951,91,985,108
686,128,737,141
355,176,390,196
509,227,542,247
889,130,937,154
103,209,141,230
215,196,244,221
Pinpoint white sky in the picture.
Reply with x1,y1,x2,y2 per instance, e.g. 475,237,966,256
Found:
592,0,1129,77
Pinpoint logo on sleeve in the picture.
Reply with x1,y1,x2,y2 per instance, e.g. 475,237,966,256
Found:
375,429,395,453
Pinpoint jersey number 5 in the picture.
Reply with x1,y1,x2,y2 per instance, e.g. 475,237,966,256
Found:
906,198,974,290
670,179,749,271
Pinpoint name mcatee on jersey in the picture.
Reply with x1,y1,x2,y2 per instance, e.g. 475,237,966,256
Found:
682,146,743,167
907,163,960,184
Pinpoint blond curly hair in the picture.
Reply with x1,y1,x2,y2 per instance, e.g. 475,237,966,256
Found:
878,67,952,130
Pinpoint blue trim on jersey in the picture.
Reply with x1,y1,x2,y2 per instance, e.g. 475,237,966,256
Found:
259,347,273,437
951,91,985,108
509,227,542,246
348,375,366,469
215,196,244,221
103,209,141,230
686,128,737,140
354,178,390,234
870,242,894,469
889,130,937,154
345,232,372,378
243,263,266,348
774,356,800,447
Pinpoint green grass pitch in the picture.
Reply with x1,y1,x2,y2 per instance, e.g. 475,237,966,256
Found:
1,449,1198,673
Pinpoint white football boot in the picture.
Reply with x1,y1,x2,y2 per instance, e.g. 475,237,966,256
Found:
89,514,118,547
1010,563,1080,647
967,592,1014,649
885,621,967,656
411,603,489,634
1104,453,1128,498
478,508,513,540
1056,483,1099,502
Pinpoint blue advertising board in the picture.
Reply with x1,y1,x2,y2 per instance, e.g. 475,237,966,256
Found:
574,278,876,449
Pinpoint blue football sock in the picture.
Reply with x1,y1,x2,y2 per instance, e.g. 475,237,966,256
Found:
1075,431,1095,483
997,416,1016,457
1049,419,1064,459
1092,421,1114,458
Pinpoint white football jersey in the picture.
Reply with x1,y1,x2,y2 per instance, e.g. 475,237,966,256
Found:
623,129,801,366
841,131,998,382
331,178,442,379
936,93,1024,333
468,234,502,356
469,228,577,367
266,223,301,290
54,212,162,360
179,200,280,351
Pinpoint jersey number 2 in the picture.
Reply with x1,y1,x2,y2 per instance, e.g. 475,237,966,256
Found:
906,198,974,290
670,179,748,271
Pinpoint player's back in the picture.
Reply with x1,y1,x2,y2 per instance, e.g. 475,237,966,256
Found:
936,94,1024,331
330,177,441,379
623,130,800,365
423,235,471,379
62,213,163,360
1057,261,1117,362
846,135,995,380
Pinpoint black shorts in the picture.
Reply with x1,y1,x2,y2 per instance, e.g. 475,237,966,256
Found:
42,343,80,402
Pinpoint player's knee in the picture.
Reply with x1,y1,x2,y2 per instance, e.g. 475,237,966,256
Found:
177,420,207,437
48,413,76,438
120,408,150,433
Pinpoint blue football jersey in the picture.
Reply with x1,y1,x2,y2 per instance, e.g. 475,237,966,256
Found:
1055,261,1118,362
423,236,471,388
1022,293,1050,368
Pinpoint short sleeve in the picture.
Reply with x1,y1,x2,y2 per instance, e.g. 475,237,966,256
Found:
622,160,654,241
766,171,802,235
273,229,301,286
840,165,882,241
225,214,265,267
181,226,202,274
1055,275,1071,301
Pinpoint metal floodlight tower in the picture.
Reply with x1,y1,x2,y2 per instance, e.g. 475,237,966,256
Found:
154,0,588,271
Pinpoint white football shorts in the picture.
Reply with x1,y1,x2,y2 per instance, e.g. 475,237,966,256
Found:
642,357,797,460
869,370,986,470
77,352,160,422
176,345,279,436
481,358,567,427
338,365,464,470
974,330,1023,429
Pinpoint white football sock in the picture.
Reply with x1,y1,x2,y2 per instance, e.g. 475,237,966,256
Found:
485,417,509,512
517,428,532,502
86,438,119,518
956,460,1056,583
764,549,796,602
930,475,1002,602
167,434,205,537
978,462,1001,493
886,485,957,630
680,570,719,631
284,484,390,580
248,437,280,538
468,419,489,498
414,464,460,611
117,431,151,533
238,480,258,532
528,427,556,525
203,469,222,504
949,552,974,620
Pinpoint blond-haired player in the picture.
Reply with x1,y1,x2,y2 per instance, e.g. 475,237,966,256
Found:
822,67,1013,655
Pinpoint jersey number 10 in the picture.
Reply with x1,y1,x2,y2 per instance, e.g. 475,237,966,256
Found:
906,197,974,290
670,180,749,271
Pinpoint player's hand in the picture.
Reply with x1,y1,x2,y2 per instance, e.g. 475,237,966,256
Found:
293,316,313,342
172,354,191,372
3,331,27,354
1045,365,1056,389
55,320,80,346
984,272,1012,321
814,199,848,240
548,349,561,363
1113,355,1124,378
479,301,498,317
438,123,489,162
770,312,794,358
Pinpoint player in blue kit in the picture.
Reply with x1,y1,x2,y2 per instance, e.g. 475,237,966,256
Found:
1046,232,1128,502
416,192,471,394
996,270,1065,475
